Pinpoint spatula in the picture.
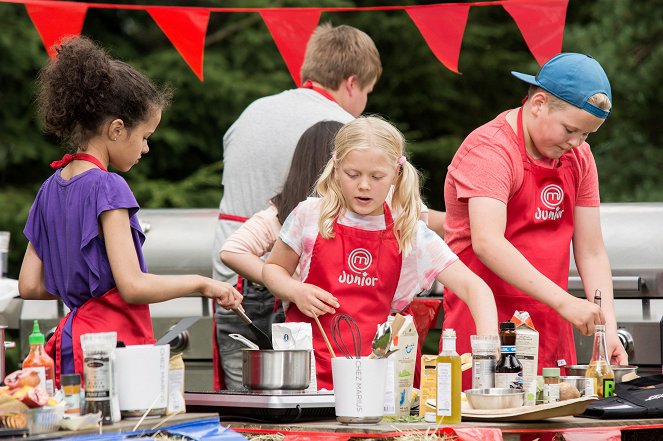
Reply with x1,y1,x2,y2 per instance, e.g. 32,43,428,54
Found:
231,306,273,349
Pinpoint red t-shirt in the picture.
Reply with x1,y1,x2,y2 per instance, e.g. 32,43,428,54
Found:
444,110,600,254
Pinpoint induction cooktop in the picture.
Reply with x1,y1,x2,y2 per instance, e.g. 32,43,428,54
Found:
184,390,335,422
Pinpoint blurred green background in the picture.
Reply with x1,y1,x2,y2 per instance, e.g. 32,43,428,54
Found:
1,0,662,286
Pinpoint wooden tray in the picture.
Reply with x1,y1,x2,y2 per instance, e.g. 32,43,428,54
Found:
461,396,598,422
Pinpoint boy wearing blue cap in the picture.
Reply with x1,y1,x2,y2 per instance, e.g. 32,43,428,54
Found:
443,53,628,388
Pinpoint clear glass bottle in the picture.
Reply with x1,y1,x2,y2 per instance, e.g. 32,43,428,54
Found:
22,320,55,396
495,322,523,390
471,335,499,390
436,328,461,424
585,324,615,397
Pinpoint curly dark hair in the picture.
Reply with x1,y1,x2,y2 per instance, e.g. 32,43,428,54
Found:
36,36,172,151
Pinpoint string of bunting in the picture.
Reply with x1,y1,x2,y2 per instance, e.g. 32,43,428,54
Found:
1,0,569,83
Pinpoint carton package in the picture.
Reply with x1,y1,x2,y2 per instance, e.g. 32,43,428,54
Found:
383,315,418,417
272,322,317,392
418,355,438,419
511,310,539,392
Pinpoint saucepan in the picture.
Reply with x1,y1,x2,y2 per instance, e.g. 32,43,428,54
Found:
230,333,311,390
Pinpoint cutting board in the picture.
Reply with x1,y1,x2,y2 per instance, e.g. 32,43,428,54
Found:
461,395,598,422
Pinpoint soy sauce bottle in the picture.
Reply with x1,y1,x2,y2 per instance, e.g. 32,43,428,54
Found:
495,322,523,390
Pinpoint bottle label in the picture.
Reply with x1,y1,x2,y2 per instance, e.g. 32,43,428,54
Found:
495,372,523,390
436,362,452,417
543,383,560,404
603,379,615,398
22,367,52,396
472,358,496,389
84,356,111,401
500,345,516,354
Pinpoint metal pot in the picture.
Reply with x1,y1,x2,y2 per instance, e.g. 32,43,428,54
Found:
564,364,638,382
242,349,311,390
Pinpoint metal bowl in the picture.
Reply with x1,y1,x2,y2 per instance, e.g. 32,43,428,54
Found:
465,388,525,410
564,365,638,383
242,349,311,390
560,376,587,395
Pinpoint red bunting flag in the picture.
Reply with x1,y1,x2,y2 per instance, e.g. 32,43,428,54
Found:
260,9,321,86
503,0,569,66
25,2,88,57
407,4,470,74
146,6,210,81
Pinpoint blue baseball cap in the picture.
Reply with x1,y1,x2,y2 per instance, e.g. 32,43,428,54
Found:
511,53,612,119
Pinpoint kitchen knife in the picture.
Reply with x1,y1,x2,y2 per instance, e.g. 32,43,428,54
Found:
155,316,200,346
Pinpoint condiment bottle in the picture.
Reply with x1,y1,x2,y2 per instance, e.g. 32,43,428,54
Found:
542,367,560,404
22,320,55,396
495,321,523,390
436,328,461,424
585,324,615,397
62,373,81,414
470,334,499,390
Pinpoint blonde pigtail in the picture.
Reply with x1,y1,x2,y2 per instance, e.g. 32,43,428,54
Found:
391,160,421,257
315,159,345,239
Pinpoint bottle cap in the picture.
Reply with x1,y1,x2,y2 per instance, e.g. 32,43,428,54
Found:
61,373,81,386
28,320,45,345
442,328,456,338
542,367,561,377
499,321,515,331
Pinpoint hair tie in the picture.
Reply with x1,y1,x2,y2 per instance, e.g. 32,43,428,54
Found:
397,155,406,165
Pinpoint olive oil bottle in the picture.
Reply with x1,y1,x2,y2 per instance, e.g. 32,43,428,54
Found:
436,328,461,424
585,324,615,397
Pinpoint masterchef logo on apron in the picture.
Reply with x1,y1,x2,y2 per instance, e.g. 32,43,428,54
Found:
338,247,379,287
534,184,565,221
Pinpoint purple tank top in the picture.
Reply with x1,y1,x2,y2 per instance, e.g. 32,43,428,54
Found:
24,168,147,309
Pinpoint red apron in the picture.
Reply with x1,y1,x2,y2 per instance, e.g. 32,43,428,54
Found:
444,108,578,389
286,203,402,390
46,288,154,388
46,153,155,387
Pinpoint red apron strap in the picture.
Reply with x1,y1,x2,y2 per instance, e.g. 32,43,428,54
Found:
218,213,250,222
46,314,69,389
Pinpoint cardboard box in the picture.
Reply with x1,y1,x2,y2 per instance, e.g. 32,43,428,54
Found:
383,315,419,417
419,355,437,418
511,311,539,392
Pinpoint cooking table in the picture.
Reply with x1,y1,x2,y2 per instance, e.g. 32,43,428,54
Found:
226,416,663,440
6,412,244,440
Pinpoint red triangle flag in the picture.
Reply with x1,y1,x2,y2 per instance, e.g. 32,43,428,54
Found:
503,0,569,66
260,9,321,86
147,6,210,81
25,2,88,57
407,4,470,74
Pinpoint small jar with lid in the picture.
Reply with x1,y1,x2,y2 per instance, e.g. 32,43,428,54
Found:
61,373,81,414
542,367,560,404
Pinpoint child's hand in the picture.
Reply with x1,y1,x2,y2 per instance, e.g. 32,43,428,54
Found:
200,279,243,309
558,296,604,336
293,283,339,318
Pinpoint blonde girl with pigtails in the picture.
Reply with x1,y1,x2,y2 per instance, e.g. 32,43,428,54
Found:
263,116,498,390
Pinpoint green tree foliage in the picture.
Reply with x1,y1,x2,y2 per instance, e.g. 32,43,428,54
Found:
0,0,661,278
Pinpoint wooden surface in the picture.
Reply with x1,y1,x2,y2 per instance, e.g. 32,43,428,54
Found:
23,412,220,440
226,415,663,435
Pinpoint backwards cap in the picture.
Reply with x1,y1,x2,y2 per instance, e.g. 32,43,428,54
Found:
511,53,611,119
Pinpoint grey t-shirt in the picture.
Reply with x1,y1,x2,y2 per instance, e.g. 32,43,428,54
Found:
213,88,353,282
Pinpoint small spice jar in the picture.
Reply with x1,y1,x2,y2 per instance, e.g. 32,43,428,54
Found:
542,367,560,404
61,373,81,414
